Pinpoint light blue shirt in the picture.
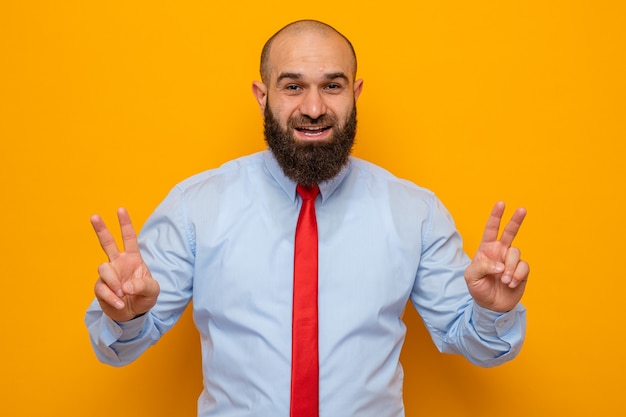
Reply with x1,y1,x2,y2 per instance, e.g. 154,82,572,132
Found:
86,150,526,417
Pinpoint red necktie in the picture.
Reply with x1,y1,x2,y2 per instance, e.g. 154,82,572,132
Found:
290,184,320,417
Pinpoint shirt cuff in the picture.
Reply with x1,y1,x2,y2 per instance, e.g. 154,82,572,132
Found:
472,302,526,338
115,313,150,342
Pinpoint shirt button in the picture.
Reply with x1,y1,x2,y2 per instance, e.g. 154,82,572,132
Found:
107,323,122,337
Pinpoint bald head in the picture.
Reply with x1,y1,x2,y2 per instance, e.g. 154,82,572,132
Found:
260,20,357,85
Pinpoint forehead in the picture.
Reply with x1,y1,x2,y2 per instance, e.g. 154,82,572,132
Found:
267,30,355,82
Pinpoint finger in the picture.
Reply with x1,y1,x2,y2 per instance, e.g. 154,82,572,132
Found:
116,208,140,253
90,214,120,260
500,247,521,286
465,258,505,283
97,262,125,298
94,276,125,310
507,259,530,289
95,281,125,310
499,207,527,248
480,201,506,244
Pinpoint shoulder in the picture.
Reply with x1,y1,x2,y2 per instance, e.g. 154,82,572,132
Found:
344,157,458,245
347,156,435,200
174,152,266,193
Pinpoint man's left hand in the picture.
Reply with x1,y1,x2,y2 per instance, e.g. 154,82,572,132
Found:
464,201,530,312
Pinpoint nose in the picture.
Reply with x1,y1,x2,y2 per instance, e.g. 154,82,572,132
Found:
299,89,327,120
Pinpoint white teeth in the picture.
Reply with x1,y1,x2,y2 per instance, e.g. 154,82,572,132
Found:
304,130,324,136
296,126,329,138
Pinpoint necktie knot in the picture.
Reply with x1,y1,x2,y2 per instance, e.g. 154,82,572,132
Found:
296,184,319,201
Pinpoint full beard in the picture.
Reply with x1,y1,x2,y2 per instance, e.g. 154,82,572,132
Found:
263,105,357,186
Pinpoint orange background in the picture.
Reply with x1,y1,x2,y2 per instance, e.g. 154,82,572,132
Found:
1,1,624,416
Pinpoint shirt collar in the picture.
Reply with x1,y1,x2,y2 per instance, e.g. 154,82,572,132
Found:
262,150,351,205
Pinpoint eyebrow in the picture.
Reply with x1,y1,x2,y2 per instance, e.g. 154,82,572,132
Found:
276,71,349,84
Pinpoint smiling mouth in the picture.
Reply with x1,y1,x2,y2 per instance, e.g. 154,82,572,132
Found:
295,126,332,137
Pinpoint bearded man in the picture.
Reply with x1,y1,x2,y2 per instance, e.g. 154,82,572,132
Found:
86,19,529,417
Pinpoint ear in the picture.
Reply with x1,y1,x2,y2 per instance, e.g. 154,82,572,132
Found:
353,78,364,102
252,81,268,115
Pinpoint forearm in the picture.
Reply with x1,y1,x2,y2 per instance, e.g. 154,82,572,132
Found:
414,196,527,367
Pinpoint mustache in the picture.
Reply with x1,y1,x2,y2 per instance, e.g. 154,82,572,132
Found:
288,114,338,127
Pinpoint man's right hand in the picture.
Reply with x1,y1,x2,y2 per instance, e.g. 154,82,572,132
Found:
90,208,160,323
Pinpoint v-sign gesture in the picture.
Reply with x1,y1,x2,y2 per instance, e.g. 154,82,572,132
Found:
90,208,160,322
464,202,530,312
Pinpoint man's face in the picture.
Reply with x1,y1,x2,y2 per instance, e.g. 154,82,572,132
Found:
252,29,363,185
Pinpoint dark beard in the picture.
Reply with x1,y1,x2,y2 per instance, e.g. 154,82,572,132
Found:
264,105,357,186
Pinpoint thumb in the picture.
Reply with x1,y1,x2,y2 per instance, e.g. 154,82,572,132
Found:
465,259,505,282
122,276,160,297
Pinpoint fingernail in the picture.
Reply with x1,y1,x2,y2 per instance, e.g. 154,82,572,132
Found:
116,289,124,298
115,300,124,309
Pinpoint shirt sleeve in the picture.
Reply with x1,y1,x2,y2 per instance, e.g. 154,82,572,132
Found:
84,185,195,366
410,195,526,367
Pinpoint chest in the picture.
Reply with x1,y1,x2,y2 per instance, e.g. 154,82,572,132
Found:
189,194,425,336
